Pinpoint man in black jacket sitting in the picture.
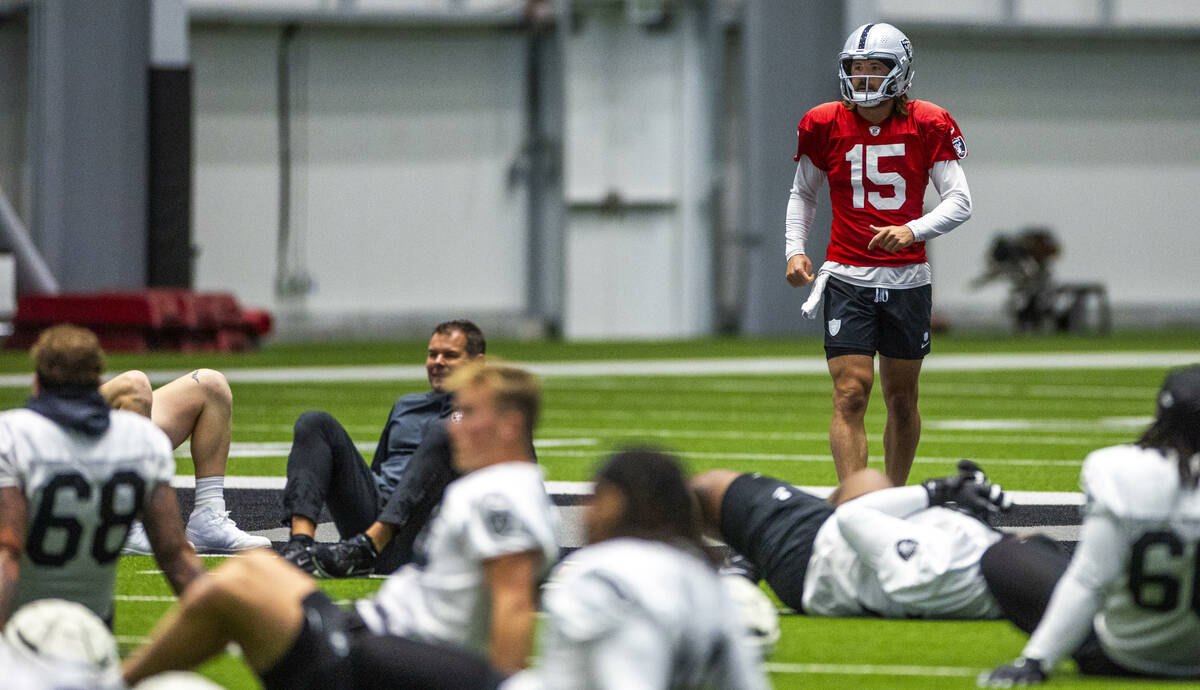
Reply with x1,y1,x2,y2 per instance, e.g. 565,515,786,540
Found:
280,319,485,577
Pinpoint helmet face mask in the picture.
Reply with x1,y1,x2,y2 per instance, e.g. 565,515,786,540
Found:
838,23,914,108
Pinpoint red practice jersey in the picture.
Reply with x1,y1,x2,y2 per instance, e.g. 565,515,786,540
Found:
794,100,967,267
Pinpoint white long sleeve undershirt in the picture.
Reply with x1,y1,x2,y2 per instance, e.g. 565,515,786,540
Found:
784,156,972,260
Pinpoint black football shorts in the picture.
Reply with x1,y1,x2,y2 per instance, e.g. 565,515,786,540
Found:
822,276,932,360
719,473,835,613
261,591,503,690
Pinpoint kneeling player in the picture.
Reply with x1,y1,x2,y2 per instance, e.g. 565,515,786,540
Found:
691,460,1010,618
981,365,1200,686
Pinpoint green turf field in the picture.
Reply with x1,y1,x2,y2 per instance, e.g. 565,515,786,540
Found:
6,331,1200,688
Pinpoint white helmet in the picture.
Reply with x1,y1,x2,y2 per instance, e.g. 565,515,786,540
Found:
838,23,914,107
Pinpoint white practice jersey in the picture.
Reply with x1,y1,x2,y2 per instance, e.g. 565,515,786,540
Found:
357,461,560,653
802,485,1003,619
0,408,174,621
503,538,768,690
1024,444,1200,676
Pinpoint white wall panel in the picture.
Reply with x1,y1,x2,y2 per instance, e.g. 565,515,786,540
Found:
296,30,526,315
909,35,1200,325
565,211,676,338
192,26,280,309
191,25,527,326
562,6,714,339
565,10,678,202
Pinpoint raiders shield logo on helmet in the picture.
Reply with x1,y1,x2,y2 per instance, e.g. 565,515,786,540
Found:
827,319,841,336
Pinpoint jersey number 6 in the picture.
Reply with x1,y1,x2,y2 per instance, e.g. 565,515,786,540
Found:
26,471,146,567
1128,531,1200,614
844,143,907,210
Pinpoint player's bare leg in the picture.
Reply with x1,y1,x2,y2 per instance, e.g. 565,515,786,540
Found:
122,550,315,684
828,354,874,481
100,370,154,417
879,356,922,486
689,469,743,537
149,369,233,480
826,468,892,505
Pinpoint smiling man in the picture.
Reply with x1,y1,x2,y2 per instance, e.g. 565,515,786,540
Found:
279,320,485,573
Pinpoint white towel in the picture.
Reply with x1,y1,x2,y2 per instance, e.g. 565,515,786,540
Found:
801,269,831,320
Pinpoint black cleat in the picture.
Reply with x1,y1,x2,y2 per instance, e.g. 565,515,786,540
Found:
311,533,379,579
280,534,317,575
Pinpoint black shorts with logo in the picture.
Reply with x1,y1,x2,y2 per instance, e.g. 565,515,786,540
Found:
261,591,503,690
822,276,932,360
719,473,835,613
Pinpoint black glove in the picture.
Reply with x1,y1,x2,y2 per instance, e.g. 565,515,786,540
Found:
977,657,1047,687
922,459,1012,522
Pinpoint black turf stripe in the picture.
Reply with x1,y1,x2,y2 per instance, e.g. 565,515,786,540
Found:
857,23,875,49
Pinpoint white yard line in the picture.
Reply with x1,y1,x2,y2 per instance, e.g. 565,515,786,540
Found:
764,661,982,678
1,351,1195,388
168,473,1080,506
533,448,1089,468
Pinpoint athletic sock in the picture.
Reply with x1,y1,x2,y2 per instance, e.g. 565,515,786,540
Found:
193,476,227,516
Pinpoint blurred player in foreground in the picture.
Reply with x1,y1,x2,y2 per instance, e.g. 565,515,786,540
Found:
503,448,768,689
0,325,204,626
692,460,1009,619
106,367,270,555
122,362,559,688
981,365,1200,686
784,22,972,485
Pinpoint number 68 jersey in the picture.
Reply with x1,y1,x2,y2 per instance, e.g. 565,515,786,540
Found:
0,408,174,621
1081,444,1200,675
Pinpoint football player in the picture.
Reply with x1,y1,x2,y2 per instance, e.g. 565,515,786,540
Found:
691,460,1009,619
503,449,768,689
121,362,559,689
104,368,270,555
980,365,1200,686
0,326,205,626
784,22,972,486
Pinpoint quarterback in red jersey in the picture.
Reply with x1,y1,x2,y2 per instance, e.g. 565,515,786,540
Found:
784,23,971,486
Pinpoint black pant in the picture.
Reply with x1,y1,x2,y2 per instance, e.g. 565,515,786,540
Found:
281,410,461,573
980,534,1137,677
261,591,504,690
282,411,381,538
372,420,459,572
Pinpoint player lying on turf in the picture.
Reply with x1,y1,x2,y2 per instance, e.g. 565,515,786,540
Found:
0,326,205,627
122,363,560,688
980,364,1200,686
502,448,768,690
691,460,1011,618
104,367,270,555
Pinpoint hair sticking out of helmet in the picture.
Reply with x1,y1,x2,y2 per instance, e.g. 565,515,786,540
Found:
837,22,915,108
1138,365,1200,488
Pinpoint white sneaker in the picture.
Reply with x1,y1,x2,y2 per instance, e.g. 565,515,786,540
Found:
186,507,271,554
121,520,154,555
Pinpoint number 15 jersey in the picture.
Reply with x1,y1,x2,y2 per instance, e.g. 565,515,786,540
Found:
793,100,967,267
0,408,175,621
